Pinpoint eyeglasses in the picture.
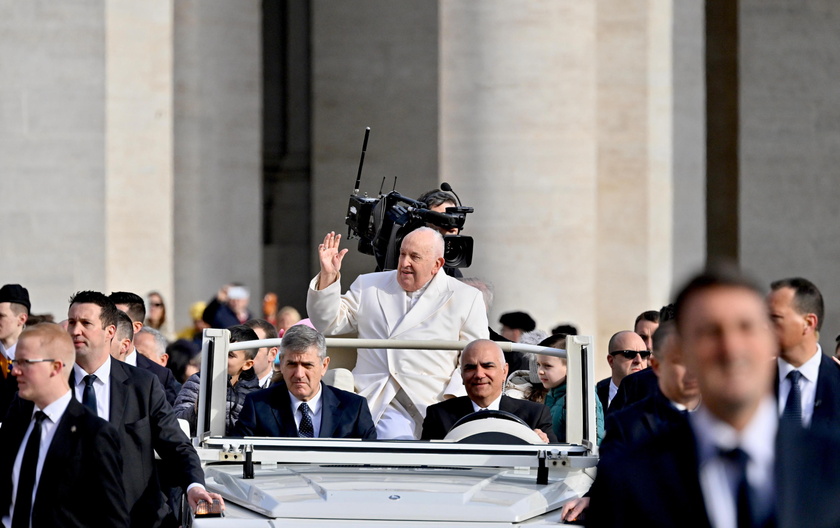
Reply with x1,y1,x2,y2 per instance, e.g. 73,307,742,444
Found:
10,359,62,369
610,350,652,360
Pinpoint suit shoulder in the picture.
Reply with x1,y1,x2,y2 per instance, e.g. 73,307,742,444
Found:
427,396,471,414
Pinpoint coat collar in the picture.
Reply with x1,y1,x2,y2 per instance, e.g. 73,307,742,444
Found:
376,271,454,337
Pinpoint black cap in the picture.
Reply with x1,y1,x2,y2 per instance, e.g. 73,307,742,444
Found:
0,284,31,313
499,311,536,332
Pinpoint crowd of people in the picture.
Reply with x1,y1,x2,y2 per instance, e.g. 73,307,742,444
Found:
2,210,840,525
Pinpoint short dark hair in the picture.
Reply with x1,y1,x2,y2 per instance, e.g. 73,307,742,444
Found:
651,321,677,359
281,325,327,359
551,323,578,336
770,277,824,332
114,311,134,342
635,310,660,326
674,265,764,332
244,318,278,340
499,311,536,332
108,291,146,323
659,304,676,323
417,189,457,209
228,324,259,360
69,291,120,329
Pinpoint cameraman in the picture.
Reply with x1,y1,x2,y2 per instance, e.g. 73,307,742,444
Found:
417,189,462,277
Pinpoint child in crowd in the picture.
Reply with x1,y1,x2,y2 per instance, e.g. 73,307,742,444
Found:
536,334,605,444
174,325,261,435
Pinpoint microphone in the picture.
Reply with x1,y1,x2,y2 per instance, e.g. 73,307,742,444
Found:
440,182,462,206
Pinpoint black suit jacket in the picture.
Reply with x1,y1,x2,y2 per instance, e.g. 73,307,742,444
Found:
776,353,840,428
600,390,687,455
136,352,181,407
233,381,377,439
0,396,129,527
421,395,558,442
587,415,840,528
595,377,610,413
75,360,204,528
607,367,658,413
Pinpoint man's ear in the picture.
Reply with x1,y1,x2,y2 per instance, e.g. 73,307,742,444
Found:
17,313,28,327
243,358,255,371
606,354,614,368
159,352,169,367
105,324,116,340
803,313,818,335
321,356,331,373
268,346,279,361
432,256,445,274
650,356,661,376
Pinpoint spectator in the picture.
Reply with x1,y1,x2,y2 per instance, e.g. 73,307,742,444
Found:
174,325,260,436
307,228,488,439
176,301,209,345
0,283,30,417
262,292,278,327
551,323,578,335
145,291,173,339
165,339,202,384
498,311,536,343
135,326,169,366
276,306,301,337
244,318,280,388
537,334,605,444
203,284,253,328
109,311,135,362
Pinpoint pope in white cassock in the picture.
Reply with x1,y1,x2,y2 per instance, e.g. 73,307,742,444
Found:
306,227,489,439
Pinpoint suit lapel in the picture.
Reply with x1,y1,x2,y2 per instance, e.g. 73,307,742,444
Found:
109,361,129,426
269,384,299,437
392,272,453,337
318,384,339,438
375,272,406,336
39,400,82,490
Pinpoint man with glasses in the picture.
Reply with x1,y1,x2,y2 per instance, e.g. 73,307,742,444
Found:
595,331,649,411
0,323,129,526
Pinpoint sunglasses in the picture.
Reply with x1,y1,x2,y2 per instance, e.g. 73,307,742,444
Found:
610,350,652,360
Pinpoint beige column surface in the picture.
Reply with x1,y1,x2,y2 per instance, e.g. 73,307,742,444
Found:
441,1,673,380
105,0,175,308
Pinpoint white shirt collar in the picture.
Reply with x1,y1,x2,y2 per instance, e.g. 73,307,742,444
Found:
289,382,324,417
124,348,137,367
37,389,73,423
73,355,112,388
471,393,503,412
1,341,17,361
777,344,822,383
691,396,777,466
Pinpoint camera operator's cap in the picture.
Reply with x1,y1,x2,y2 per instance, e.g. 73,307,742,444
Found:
499,311,536,332
0,284,31,312
227,286,249,300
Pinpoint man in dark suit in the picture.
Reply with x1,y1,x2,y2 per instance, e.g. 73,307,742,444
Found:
594,331,649,412
586,268,840,528
422,339,557,442
767,277,840,428
601,321,699,454
110,291,181,406
234,325,376,439
67,291,223,527
0,323,129,527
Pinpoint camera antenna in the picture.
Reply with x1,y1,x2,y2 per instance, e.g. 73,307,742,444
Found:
353,127,371,195
440,182,463,206
392,177,398,192
378,177,386,195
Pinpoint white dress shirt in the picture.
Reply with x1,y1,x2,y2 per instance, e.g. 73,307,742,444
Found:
471,394,502,413
5,390,72,527
124,348,138,367
289,385,325,438
691,397,777,528
608,379,619,406
0,341,17,361
72,357,112,421
777,345,822,427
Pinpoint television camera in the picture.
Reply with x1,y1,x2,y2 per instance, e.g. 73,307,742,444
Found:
344,128,475,271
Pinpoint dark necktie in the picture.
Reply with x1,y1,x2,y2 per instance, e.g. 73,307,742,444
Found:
12,411,48,528
298,402,314,438
720,447,753,528
82,374,98,415
782,370,802,425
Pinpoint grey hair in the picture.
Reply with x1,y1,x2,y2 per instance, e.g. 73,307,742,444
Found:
518,329,548,345
136,326,168,358
459,277,494,312
406,226,445,260
280,325,327,359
